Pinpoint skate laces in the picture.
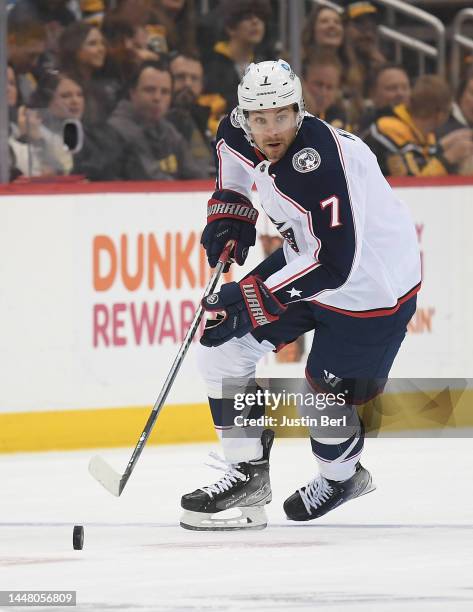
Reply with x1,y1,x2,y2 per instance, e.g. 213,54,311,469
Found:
299,475,333,514
200,452,247,498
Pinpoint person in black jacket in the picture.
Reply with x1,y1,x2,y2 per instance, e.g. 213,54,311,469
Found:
167,53,224,177
203,0,271,113
107,60,207,180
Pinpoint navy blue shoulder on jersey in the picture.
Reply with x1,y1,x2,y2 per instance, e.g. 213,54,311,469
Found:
268,117,357,301
213,113,358,303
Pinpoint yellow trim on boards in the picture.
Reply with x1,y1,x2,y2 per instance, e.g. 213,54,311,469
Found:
1,388,472,453
0,404,216,453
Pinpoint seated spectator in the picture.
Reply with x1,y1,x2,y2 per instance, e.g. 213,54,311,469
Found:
112,0,170,54
101,15,161,103
365,75,473,177
102,15,160,63
58,21,114,125
8,68,73,177
7,63,21,119
301,4,344,62
204,0,271,112
8,0,76,58
25,70,134,180
358,63,411,136
437,69,473,175
167,53,223,176
438,69,473,134
170,51,226,134
7,21,48,103
147,0,198,56
302,51,351,130
30,72,84,133
343,1,386,119
107,60,207,180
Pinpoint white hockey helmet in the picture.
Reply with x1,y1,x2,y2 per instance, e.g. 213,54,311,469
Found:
236,59,305,144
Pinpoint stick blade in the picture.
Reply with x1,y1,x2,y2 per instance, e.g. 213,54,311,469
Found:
88,455,123,497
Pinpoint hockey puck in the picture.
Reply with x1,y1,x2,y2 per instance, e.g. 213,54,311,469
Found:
73,525,84,550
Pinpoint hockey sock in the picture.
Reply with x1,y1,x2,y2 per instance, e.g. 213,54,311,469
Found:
310,418,365,481
209,389,265,464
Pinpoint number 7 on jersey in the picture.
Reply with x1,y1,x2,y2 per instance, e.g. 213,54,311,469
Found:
320,195,342,228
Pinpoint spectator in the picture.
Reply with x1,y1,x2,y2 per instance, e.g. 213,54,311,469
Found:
58,21,114,125
7,63,21,115
343,0,386,118
7,63,27,178
30,72,84,135
8,0,76,56
8,21,48,103
438,70,473,134
107,60,207,180
167,53,223,176
301,5,344,62
170,50,226,135
358,63,411,135
8,66,73,177
204,0,271,112
302,51,351,130
101,15,160,102
365,75,473,177
437,70,473,175
147,0,198,56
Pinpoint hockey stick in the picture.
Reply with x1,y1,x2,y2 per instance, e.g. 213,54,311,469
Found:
88,243,234,496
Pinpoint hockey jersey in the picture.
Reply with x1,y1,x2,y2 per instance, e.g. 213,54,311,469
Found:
214,111,421,317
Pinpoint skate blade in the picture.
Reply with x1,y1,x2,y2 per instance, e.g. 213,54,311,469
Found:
180,506,268,531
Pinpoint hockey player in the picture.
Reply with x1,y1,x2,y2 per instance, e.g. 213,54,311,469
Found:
180,59,421,531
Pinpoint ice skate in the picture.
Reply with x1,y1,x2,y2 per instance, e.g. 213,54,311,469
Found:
284,462,375,521
180,429,274,531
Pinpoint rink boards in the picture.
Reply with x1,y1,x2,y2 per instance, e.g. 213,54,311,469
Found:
1,178,472,451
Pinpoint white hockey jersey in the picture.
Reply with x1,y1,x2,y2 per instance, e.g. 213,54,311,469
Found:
215,112,421,317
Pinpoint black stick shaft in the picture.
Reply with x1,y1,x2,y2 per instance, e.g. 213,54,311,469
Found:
117,246,232,494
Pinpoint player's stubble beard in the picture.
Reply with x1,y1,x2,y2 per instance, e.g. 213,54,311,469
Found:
255,128,297,163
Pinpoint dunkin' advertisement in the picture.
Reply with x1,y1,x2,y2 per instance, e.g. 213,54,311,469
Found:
0,183,472,414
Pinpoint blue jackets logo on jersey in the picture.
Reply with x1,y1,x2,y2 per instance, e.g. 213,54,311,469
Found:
230,108,241,128
293,148,321,173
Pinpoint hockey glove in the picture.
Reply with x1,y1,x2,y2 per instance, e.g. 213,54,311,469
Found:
200,275,287,347
201,189,259,272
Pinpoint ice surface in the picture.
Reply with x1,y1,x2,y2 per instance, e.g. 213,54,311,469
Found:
1,437,473,611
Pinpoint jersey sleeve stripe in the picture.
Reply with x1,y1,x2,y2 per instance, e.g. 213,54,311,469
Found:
224,141,255,168
216,139,224,189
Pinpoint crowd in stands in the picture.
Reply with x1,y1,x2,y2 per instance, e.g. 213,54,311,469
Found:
5,0,473,181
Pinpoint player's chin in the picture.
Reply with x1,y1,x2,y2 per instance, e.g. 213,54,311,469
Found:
264,143,286,161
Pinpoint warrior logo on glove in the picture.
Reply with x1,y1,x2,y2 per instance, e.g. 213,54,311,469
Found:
201,189,259,272
201,275,286,347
